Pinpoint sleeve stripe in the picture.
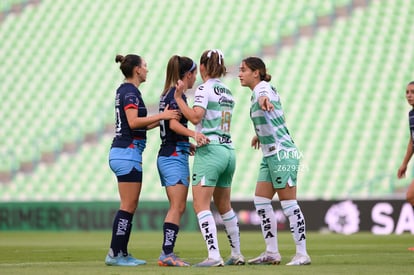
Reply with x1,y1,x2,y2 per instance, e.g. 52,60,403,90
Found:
124,104,138,110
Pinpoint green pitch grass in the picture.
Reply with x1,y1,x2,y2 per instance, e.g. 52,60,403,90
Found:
0,231,412,275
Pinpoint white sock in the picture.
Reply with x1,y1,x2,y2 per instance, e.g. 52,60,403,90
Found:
280,200,308,255
221,209,241,256
254,196,278,253
197,210,221,260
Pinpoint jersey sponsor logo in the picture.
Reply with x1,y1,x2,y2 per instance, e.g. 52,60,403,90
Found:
125,92,139,105
218,96,234,107
258,90,268,97
218,136,232,144
159,101,166,112
214,85,231,96
115,94,120,107
194,95,204,104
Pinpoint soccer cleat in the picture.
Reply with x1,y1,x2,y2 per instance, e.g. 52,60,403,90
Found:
285,253,311,266
105,253,146,266
158,252,190,267
247,251,281,265
408,247,414,251
224,254,245,265
193,257,224,267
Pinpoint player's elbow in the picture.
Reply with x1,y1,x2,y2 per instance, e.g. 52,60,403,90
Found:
189,118,200,125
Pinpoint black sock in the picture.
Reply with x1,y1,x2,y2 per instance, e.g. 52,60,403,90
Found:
109,210,133,257
162,222,179,255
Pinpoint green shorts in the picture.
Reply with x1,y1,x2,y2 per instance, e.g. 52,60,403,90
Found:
192,144,235,187
257,150,299,189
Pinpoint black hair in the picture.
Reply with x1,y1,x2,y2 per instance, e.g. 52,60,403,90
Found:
115,54,142,78
242,56,272,82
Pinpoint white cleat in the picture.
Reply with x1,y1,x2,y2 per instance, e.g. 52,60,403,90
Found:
286,253,311,266
247,251,281,265
194,257,224,267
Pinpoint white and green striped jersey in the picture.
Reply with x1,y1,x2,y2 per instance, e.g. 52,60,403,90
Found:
250,81,296,157
193,78,234,147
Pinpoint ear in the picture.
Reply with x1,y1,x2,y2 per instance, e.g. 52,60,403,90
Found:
253,69,260,79
185,71,192,80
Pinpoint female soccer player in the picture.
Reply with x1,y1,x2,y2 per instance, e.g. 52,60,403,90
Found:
157,55,208,266
105,54,179,266
397,81,414,252
238,56,311,266
174,49,244,267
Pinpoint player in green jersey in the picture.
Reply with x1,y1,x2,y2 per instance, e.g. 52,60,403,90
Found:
175,49,244,267
239,56,311,266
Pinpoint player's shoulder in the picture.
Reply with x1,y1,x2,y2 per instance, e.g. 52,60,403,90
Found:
198,78,222,89
162,88,175,102
118,83,139,96
256,80,274,91
254,81,271,96
196,81,208,92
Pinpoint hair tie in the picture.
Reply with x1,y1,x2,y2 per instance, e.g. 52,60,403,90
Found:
207,49,224,65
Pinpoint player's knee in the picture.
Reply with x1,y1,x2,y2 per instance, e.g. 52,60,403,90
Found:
120,201,138,213
174,203,186,215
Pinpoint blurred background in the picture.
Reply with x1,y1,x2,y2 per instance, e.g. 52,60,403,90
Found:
1,0,413,206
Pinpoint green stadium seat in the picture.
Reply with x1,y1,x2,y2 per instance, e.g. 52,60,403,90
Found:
2,0,414,201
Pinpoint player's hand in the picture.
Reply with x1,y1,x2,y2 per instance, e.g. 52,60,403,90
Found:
175,80,185,98
195,132,210,147
397,165,407,179
162,104,180,120
259,96,274,111
251,135,260,149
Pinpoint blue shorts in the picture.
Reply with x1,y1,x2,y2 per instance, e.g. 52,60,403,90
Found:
157,149,190,187
108,140,146,182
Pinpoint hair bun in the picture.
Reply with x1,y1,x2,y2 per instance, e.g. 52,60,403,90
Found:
115,54,124,63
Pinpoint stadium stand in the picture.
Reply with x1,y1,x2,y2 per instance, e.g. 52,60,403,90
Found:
1,0,413,201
